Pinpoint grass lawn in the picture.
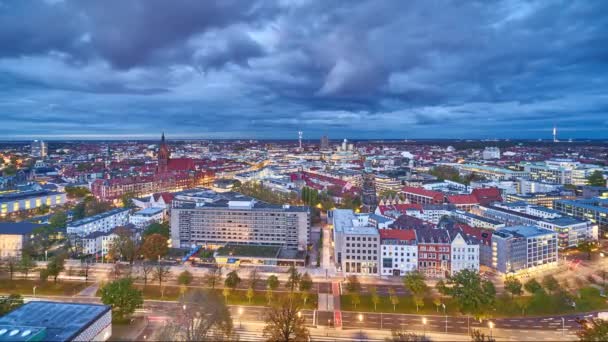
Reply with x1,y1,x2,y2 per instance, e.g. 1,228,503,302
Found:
0,279,88,296
123,284,317,309
341,286,608,317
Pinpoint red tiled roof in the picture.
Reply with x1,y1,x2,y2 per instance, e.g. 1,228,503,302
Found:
377,204,423,215
168,158,196,171
379,229,416,241
153,192,175,203
472,187,503,205
402,186,444,199
447,194,479,205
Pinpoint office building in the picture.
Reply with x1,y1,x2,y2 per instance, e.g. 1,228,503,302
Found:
170,190,310,251
320,135,329,150
30,140,47,158
332,209,380,275
0,301,111,341
554,198,608,234
482,147,500,160
129,207,165,229
491,225,558,275
66,208,130,236
0,190,66,217
0,222,41,258
505,191,573,209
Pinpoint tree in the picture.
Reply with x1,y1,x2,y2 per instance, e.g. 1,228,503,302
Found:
143,222,170,239
107,227,138,264
351,292,361,309
140,233,168,261
4,257,18,280
370,286,380,311
81,258,92,282
19,255,36,279
153,263,171,288
100,278,143,323
299,272,313,292
285,265,301,293
587,170,606,187
436,279,448,296
46,255,66,283
263,297,309,342
267,275,280,291
48,211,68,231
346,275,362,294
576,317,608,341
178,270,193,285
542,275,559,294
433,297,442,312
444,269,495,319
138,261,154,286
159,289,234,341
65,186,91,199
578,240,596,260
470,329,496,342
504,276,523,298
120,192,136,208
222,287,231,302
248,267,260,289
524,279,543,294
389,288,400,312
403,271,428,312
203,267,223,289
0,294,24,315
266,288,274,305
225,270,241,290
247,286,255,304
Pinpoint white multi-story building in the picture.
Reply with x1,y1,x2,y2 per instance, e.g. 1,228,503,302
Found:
0,190,66,216
81,226,139,257
482,147,500,160
332,209,379,275
450,232,480,275
67,208,130,236
129,207,165,229
379,229,418,276
492,225,558,275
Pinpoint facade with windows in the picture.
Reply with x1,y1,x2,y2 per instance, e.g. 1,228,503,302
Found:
416,229,451,278
66,208,130,236
379,229,417,276
554,198,608,234
0,190,66,217
450,232,480,275
332,209,379,275
491,225,558,274
171,191,310,251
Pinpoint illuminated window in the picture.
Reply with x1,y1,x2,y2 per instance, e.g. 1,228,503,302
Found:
35,199,41,207
46,198,51,206
13,202,19,211
25,201,30,209
56,195,62,203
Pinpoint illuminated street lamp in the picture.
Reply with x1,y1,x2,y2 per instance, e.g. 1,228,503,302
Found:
422,317,427,338
238,307,244,328
488,321,494,339
358,314,364,341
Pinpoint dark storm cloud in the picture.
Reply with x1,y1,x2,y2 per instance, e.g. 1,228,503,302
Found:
0,0,607,139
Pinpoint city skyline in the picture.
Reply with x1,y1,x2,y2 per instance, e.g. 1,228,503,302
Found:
1,1,608,139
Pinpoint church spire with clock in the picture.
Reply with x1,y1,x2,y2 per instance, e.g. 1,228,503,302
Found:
157,132,170,174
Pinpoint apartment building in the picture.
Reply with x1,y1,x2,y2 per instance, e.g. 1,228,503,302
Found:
416,229,451,278
66,208,130,236
379,229,417,276
129,207,165,229
401,186,444,205
171,190,310,251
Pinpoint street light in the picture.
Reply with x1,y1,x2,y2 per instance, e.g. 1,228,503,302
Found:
182,304,187,311
488,321,494,339
358,314,364,341
561,317,565,335
442,304,447,333
422,317,427,338
238,307,244,329
33,286,37,298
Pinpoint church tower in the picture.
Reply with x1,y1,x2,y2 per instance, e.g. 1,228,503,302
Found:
157,132,170,174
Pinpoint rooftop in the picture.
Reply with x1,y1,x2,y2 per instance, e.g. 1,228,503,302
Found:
0,190,63,203
132,207,164,216
496,225,555,239
0,301,110,342
68,208,130,227
332,209,378,235
0,222,42,236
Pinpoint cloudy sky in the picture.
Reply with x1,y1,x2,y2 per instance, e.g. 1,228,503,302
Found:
1,0,607,140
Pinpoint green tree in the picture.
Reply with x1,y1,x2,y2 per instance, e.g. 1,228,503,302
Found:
504,276,523,298
370,286,380,311
285,265,301,293
436,279,448,296
542,275,559,294
265,288,274,305
246,286,255,304
387,330,428,341
389,288,400,312
120,192,136,208
346,275,362,294
19,255,36,279
222,287,231,302
444,269,495,319
46,255,66,283
470,329,496,342
203,267,223,289
143,222,170,239
267,275,279,291
4,257,18,280
153,263,171,289
403,271,428,312
576,318,608,341
48,211,68,230
0,294,24,315
224,271,241,291
263,297,309,342
524,279,543,294
100,278,143,323
351,292,361,309
299,272,313,292
107,227,138,264
178,270,193,285
586,170,606,187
